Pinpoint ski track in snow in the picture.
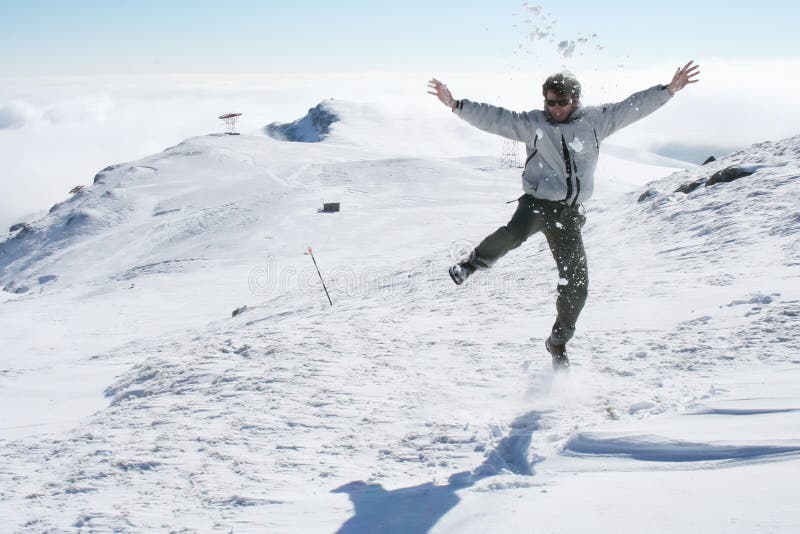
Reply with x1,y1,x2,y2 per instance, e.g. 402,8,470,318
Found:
1,103,799,531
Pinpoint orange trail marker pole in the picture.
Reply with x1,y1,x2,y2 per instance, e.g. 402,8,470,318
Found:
307,247,333,307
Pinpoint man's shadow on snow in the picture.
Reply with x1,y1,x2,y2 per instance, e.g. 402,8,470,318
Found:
332,411,543,534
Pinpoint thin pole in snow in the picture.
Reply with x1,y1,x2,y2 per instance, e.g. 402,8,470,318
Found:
307,246,333,307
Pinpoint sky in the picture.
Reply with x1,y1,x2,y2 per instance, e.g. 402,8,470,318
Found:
0,1,799,231
1,0,799,75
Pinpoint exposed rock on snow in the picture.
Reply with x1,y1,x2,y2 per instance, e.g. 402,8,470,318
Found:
642,134,800,197
706,165,756,187
637,188,658,202
674,165,759,193
93,164,123,184
674,176,707,194
8,222,29,233
231,305,248,317
265,101,340,143
3,280,29,294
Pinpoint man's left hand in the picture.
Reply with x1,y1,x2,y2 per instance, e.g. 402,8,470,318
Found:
667,60,701,96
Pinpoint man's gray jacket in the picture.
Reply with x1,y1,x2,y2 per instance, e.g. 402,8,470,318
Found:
453,85,673,205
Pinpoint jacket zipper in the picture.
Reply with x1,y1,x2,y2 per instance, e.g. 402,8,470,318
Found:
560,134,582,207
523,135,540,167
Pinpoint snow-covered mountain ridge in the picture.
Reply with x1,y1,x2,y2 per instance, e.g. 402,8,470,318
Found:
1,100,799,532
593,133,799,305
0,99,521,294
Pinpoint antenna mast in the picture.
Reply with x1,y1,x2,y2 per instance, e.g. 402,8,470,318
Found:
500,139,522,168
218,113,243,135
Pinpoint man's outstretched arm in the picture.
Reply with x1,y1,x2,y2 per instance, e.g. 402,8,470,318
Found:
595,60,701,141
427,78,538,142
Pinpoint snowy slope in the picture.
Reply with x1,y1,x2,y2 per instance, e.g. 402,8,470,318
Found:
0,99,517,439
0,100,798,532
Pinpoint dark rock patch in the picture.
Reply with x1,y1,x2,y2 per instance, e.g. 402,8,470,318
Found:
93,164,123,184
674,165,758,195
637,188,659,203
706,165,756,187
3,281,29,294
265,101,340,143
674,177,707,194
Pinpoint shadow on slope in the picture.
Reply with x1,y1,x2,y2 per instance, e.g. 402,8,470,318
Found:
332,480,460,534
333,411,542,534
264,101,340,143
565,432,800,462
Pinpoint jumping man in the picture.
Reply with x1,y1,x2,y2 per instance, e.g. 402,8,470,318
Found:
428,61,700,368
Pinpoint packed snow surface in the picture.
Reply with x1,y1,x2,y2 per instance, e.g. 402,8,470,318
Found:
1,99,799,532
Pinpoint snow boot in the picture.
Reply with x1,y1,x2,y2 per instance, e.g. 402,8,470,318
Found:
545,336,570,370
448,261,475,285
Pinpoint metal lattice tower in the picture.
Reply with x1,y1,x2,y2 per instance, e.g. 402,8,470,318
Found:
218,113,242,135
500,139,522,168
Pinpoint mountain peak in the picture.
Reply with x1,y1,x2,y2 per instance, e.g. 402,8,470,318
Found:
264,100,340,143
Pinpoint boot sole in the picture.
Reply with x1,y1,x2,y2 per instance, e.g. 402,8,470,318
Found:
448,266,465,285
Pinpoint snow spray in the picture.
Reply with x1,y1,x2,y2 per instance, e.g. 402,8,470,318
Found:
307,247,333,307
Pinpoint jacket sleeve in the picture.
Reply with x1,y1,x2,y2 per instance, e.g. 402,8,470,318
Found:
592,85,673,141
453,99,539,143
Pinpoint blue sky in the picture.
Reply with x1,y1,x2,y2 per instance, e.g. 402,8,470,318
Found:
1,0,798,75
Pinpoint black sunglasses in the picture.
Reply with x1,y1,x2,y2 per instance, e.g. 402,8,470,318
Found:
545,97,572,107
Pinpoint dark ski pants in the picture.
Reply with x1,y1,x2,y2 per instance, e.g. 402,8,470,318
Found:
467,194,588,345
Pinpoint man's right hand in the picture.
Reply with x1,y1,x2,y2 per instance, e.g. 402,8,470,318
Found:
666,60,700,96
427,78,457,110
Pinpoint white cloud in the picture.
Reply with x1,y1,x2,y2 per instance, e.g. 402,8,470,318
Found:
0,101,37,129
